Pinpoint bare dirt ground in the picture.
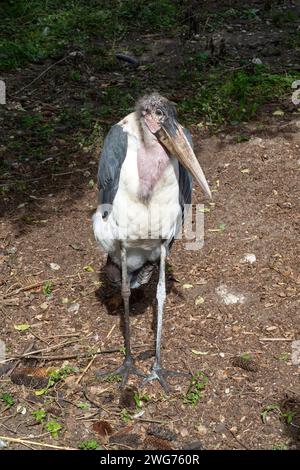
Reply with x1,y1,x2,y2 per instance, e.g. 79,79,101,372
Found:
1,118,299,450
1,0,300,451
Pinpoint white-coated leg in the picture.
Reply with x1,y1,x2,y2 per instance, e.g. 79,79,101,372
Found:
143,243,190,393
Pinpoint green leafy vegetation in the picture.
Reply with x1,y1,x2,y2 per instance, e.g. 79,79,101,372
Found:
45,419,62,438
182,371,208,407
261,404,295,425
42,281,53,296
32,409,47,423
78,439,101,450
35,365,76,395
0,392,14,407
133,391,150,409
120,408,132,423
179,65,297,126
272,443,288,450
31,409,63,438
103,373,122,383
0,0,177,70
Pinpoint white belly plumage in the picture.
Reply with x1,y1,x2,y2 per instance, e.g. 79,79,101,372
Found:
93,117,181,272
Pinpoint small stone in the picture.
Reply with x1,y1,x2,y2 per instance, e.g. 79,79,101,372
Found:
67,302,80,314
252,57,262,65
215,422,226,433
40,302,49,310
7,246,17,254
241,253,256,264
50,262,60,271
196,424,207,436
0,439,7,449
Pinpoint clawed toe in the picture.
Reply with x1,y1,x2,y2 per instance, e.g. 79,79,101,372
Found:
143,366,191,393
95,358,146,387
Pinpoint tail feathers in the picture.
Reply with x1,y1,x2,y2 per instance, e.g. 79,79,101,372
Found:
104,256,156,289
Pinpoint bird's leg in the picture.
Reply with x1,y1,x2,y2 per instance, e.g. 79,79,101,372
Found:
96,243,145,386
143,243,190,393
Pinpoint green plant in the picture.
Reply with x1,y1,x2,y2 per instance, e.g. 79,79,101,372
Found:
32,409,47,423
183,372,208,406
133,392,150,409
104,373,122,383
272,442,288,450
179,66,297,126
77,402,90,410
78,439,101,450
281,410,295,425
45,419,62,438
272,10,298,26
0,392,14,407
240,353,252,361
261,404,281,423
35,365,76,395
0,1,177,71
42,281,53,296
261,404,295,425
277,352,290,361
120,408,132,423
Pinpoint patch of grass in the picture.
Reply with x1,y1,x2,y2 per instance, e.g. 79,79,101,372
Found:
0,0,177,71
236,134,250,143
261,404,281,423
133,392,150,409
78,439,101,450
182,371,208,407
120,408,132,423
0,392,14,407
277,352,290,361
272,10,298,26
261,404,295,425
240,353,252,361
42,280,53,296
179,65,298,126
272,443,288,450
103,373,122,384
32,408,47,423
35,365,76,395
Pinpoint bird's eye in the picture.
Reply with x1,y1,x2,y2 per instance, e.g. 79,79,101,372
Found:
156,109,163,118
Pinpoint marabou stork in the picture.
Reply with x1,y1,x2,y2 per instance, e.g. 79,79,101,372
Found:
93,93,211,391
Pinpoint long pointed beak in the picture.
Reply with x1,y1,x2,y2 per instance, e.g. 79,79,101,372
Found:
156,122,212,199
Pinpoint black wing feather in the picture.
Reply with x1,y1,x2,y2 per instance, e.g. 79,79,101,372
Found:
97,124,128,212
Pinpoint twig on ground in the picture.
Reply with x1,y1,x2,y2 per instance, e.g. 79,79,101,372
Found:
259,337,294,342
0,435,77,450
76,355,97,385
1,339,80,364
13,55,71,96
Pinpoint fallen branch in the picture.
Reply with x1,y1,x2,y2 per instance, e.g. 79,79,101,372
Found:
0,435,77,450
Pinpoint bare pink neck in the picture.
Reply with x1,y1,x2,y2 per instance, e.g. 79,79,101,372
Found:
137,140,170,201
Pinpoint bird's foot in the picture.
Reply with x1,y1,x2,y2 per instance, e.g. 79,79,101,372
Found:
95,356,146,387
143,364,191,393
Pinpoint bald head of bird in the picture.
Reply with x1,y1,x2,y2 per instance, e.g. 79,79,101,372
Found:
136,93,211,199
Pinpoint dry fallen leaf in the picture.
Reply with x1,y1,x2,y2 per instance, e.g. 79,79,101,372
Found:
195,295,205,306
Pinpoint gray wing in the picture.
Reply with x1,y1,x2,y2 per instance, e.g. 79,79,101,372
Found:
178,128,193,211
97,124,128,216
